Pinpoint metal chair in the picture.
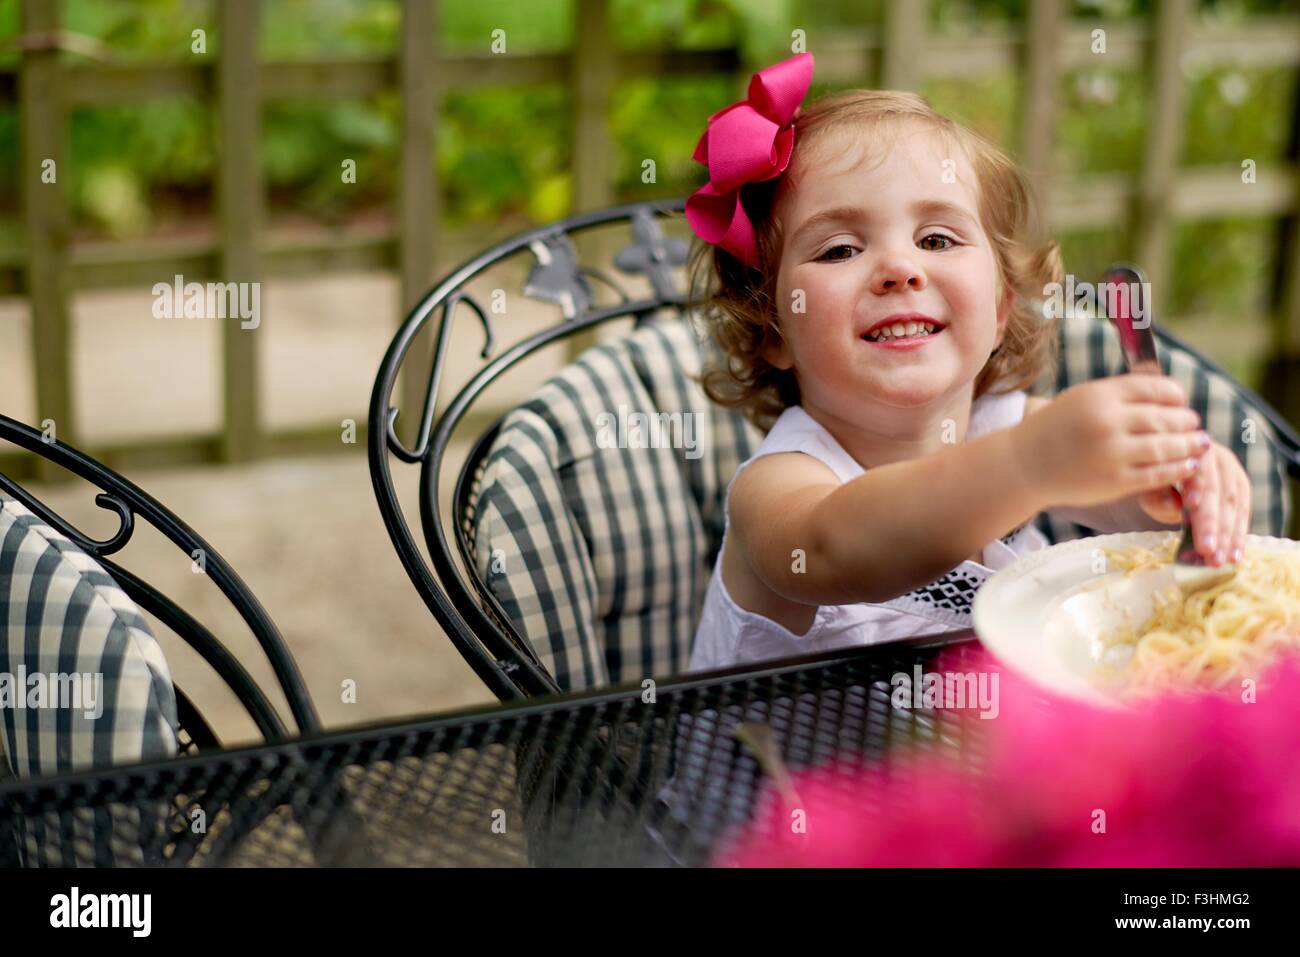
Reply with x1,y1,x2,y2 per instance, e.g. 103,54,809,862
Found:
0,414,321,745
369,197,1300,704
0,412,324,864
370,198,701,701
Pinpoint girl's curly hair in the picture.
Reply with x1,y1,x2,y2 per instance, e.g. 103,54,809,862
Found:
687,89,1063,433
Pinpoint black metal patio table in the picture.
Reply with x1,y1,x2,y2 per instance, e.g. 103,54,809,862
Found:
1,631,993,868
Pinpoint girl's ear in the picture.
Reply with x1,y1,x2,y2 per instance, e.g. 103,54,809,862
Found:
760,323,794,370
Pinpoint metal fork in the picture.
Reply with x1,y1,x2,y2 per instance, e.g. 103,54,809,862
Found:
1100,263,1235,591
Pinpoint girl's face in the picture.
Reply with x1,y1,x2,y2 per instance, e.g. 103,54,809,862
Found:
769,126,1009,427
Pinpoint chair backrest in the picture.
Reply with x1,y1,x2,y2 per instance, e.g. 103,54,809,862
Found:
469,315,759,691
369,198,699,701
0,416,325,865
0,414,321,753
368,197,1299,700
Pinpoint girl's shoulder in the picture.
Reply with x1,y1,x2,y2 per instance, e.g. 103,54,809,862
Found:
748,405,861,484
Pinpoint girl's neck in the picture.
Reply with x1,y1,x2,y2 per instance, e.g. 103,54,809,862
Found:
800,384,977,471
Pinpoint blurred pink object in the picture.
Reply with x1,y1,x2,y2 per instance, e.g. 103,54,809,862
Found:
717,650,1300,867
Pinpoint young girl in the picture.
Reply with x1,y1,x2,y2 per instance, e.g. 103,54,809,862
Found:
684,53,1254,671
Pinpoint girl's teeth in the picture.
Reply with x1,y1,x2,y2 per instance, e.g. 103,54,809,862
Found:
871,322,937,341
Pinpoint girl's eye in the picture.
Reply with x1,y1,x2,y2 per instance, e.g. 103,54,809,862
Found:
919,233,957,251
815,244,857,262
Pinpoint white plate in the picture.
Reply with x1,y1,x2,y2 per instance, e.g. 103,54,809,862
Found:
971,531,1300,706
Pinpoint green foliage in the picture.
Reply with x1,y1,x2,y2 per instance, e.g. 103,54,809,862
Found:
0,0,1296,384
263,97,396,222
1182,66,1297,165
58,0,214,61
1170,217,1278,316
261,0,400,57
440,0,571,52
611,74,733,201
609,0,737,49
1058,228,1129,290
64,100,214,236
1056,70,1148,174
439,86,570,224
923,74,1022,151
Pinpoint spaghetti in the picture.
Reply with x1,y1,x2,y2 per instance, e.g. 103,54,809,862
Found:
1094,537,1300,695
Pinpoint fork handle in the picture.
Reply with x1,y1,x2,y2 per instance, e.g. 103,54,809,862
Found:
1102,264,1159,374
1103,264,1203,565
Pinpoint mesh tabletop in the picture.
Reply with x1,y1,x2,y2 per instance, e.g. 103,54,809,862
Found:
0,633,994,867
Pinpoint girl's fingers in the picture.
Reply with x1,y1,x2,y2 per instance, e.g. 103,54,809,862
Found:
1129,430,1210,467
1182,470,1202,508
1216,457,1240,565
1125,406,1202,435
1191,452,1222,562
1184,449,1252,566
1118,373,1189,407
1137,486,1182,524
1135,455,1202,491
1214,462,1236,566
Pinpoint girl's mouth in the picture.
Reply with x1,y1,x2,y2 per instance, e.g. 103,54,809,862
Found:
861,323,945,349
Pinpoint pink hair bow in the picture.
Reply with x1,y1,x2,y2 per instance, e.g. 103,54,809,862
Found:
685,52,815,268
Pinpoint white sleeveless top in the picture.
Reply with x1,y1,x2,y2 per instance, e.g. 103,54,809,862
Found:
689,390,1049,671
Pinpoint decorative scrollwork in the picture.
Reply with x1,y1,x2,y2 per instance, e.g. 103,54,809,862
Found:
523,232,594,321
0,412,321,735
386,291,495,463
614,206,689,305
0,472,136,556
579,266,631,303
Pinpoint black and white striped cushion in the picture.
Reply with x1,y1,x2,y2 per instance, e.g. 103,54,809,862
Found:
474,314,760,691
0,493,179,778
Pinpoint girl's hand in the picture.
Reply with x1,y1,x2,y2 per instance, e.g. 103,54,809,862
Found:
1136,441,1252,566
1013,374,1207,509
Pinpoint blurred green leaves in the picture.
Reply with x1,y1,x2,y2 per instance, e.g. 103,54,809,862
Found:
0,0,1296,387
611,74,733,200
65,100,214,237
77,164,150,237
263,97,396,221
923,74,1021,151
1183,65,1297,165
439,86,569,224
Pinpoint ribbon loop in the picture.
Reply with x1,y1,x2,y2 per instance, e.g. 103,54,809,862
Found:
685,52,815,269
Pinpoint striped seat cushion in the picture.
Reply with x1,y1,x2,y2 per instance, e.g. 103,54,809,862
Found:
473,314,760,691
474,313,1292,693
0,493,179,778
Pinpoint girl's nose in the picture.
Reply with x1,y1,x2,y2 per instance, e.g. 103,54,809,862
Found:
870,252,927,294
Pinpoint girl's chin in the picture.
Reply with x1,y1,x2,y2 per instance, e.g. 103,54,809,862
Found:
860,370,970,405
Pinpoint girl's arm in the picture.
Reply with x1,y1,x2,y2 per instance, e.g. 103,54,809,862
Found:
732,376,1201,608
730,425,1051,606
